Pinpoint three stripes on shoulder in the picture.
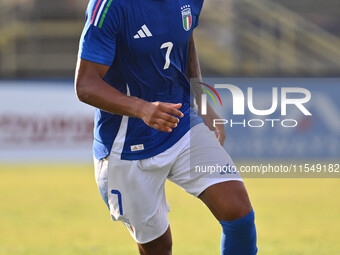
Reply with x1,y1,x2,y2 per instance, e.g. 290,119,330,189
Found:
134,24,153,39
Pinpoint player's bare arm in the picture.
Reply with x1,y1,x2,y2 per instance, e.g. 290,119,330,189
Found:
186,33,226,145
75,58,183,133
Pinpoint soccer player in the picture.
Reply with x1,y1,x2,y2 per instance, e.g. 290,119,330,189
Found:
75,0,258,254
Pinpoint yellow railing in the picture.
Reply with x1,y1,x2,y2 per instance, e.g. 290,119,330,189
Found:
197,0,340,75
0,0,340,77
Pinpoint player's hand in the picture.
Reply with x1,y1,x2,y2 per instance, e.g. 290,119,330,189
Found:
214,122,226,146
201,107,226,146
140,102,184,132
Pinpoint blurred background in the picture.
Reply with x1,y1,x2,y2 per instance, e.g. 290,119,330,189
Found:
0,0,340,255
0,0,340,78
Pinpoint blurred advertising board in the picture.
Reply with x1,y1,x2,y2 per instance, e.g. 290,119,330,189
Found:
1,78,339,162
0,81,93,162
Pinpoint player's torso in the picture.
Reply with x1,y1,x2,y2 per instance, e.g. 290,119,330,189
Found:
113,0,198,101
118,0,194,54
92,0,204,160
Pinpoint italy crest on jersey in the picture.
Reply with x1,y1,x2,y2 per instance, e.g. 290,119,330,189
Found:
181,6,192,31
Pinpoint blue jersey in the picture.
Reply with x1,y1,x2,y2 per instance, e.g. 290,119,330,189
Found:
78,0,204,160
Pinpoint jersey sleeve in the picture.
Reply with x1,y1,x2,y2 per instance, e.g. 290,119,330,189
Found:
78,0,120,66
192,0,204,29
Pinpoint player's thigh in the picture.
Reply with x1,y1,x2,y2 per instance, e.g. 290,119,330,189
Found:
168,123,251,220
168,123,242,197
94,153,171,244
199,180,252,221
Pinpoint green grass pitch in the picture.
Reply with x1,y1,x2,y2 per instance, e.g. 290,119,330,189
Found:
0,164,340,255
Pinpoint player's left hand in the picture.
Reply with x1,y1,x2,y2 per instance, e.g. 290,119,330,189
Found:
214,122,226,146
201,109,226,146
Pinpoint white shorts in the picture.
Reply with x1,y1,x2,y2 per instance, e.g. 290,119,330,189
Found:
94,123,242,244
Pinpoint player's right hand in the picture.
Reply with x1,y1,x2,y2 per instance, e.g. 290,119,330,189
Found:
140,102,184,132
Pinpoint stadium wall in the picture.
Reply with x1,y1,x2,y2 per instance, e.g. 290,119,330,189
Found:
1,79,339,162
0,80,93,163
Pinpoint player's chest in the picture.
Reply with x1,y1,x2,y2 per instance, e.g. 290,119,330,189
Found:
118,0,196,54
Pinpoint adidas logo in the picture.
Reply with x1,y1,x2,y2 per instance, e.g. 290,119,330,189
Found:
130,144,144,151
133,24,152,39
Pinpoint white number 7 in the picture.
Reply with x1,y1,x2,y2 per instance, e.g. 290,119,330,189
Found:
160,42,173,70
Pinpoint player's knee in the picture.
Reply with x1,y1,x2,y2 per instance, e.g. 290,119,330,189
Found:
234,197,252,219
220,187,253,221
138,240,172,255
200,181,253,221
156,234,172,253
220,201,252,221
137,229,172,255
160,238,172,254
